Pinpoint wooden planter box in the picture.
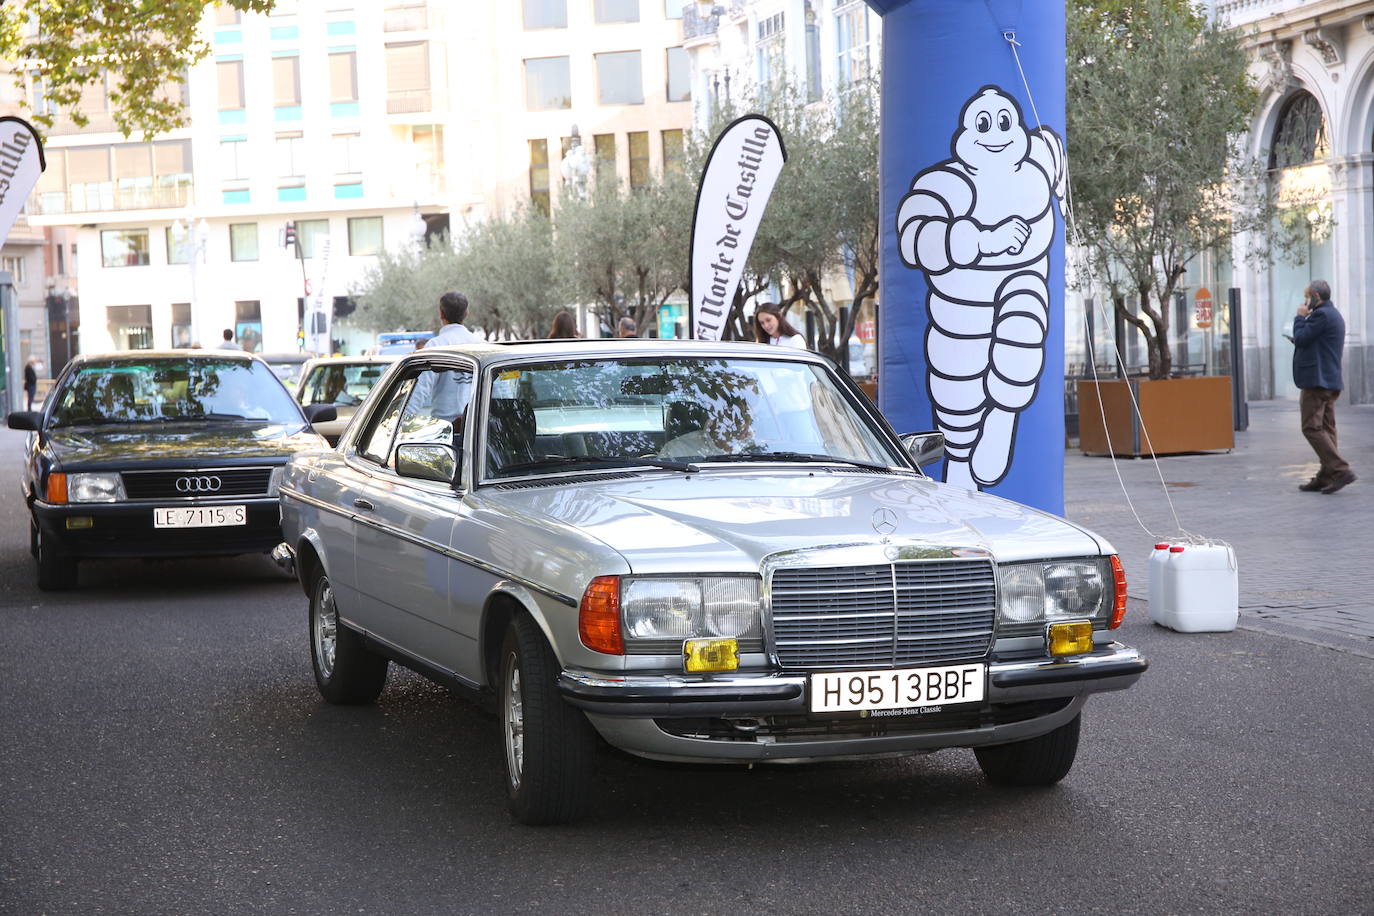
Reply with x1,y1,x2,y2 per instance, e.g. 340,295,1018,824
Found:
1077,376,1234,456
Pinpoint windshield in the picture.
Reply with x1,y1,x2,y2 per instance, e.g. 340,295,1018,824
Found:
483,356,903,479
300,363,389,407
49,358,305,427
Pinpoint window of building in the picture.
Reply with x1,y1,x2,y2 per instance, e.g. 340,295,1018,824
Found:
2,255,25,284
595,0,639,23
333,133,361,174
1270,91,1329,170
628,131,649,190
757,12,786,90
171,303,192,348
217,59,245,111
805,11,821,102
524,57,571,110
666,46,690,102
529,139,550,216
56,244,65,276
835,3,870,86
348,216,384,255
277,133,305,179
235,300,263,353
101,229,150,268
165,224,190,265
153,140,193,202
273,55,302,107
661,128,684,174
329,49,358,103
298,218,330,258
385,42,430,112
230,223,259,262
214,6,241,26
593,133,616,185
113,144,153,209
664,0,682,19
412,125,444,189
69,147,113,211
524,0,567,28
107,305,153,350
596,51,643,105
220,137,248,181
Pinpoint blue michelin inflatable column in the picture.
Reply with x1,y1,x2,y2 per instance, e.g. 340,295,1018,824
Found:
864,0,1066,515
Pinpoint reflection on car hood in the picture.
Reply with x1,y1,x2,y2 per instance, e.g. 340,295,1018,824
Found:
47,422,325,468
488,470,1108,573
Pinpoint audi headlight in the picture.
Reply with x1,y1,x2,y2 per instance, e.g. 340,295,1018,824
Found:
621,576,761,654
997,558,1111,631
268,466,286,497
67,472,126,503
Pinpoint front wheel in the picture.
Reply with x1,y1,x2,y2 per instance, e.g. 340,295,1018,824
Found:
974,712,1081,786
500,614,596,825
309,573,388,705
34,523,78,592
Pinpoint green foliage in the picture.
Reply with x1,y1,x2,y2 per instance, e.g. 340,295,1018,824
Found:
1067,0,1293,379
0,0,272,139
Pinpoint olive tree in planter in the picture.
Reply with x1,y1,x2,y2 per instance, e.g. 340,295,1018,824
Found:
1067,0,1308,454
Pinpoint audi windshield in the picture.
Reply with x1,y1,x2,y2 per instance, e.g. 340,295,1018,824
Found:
48,357,305,428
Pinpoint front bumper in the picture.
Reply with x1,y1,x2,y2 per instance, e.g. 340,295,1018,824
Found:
559,642,1146,763
29,497,284,559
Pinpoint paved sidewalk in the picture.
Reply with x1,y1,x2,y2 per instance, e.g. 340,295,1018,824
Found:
1063,398,1374,657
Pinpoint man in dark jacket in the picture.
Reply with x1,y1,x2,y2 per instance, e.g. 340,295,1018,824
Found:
1292,280,1355,494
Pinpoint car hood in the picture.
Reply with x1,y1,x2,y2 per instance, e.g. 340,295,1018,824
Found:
46,422,326,469
487,469,1109,574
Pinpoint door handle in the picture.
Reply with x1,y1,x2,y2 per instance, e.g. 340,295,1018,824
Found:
352,497,374,511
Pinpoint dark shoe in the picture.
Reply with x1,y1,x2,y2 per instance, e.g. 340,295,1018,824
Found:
1321,471,1356,494
1298,478,1325,492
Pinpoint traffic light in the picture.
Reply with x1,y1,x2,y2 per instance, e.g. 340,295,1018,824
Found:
284,221,297,249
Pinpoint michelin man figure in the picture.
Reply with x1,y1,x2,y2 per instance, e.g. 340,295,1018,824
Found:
897,86,1065,490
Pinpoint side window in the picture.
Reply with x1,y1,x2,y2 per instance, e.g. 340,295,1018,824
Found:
358,376,416,466
397,365,474,452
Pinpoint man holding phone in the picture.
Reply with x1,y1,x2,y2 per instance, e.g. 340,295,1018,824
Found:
1292,280,1355,494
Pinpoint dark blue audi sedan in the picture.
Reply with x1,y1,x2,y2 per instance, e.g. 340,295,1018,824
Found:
6,350,334,590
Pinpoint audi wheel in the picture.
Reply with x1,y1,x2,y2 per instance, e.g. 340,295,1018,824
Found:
34,523,78,592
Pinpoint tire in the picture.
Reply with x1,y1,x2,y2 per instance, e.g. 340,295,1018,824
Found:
309,573,388,705
499,614,596,825
35,523,78,592
974,712,1081,787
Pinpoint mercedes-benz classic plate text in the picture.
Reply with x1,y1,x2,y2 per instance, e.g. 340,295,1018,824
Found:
274,340,1147,825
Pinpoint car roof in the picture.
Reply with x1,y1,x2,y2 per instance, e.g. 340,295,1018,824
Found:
261,351,319,362
302,354,402,366
415,338,829,369
70,349,259,363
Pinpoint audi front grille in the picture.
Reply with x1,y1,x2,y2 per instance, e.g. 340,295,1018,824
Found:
768,559,997,670
120,467,275,500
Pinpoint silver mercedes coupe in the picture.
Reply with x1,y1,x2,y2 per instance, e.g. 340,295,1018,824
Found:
275,339,1146,824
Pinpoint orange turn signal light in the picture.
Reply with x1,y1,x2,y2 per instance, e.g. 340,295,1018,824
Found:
46,472,67,504
578,575,624,655
1108,554,1128,629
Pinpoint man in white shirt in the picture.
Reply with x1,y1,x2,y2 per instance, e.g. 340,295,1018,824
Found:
413,291,477,420
215,329,240,350
425,291,478,348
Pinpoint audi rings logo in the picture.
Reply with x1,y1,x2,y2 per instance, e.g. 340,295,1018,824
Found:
176,475,222,493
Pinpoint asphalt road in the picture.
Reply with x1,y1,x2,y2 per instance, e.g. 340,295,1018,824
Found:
1,427,1370,915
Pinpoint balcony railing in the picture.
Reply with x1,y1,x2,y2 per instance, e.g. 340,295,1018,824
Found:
682,5,720,42
34,182,193,216
384,5,443,32
387,88,447,114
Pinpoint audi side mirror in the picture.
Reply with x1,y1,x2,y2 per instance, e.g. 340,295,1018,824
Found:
302,404,337,424
899,431,945,468
395,443,459,484
7,411,42,431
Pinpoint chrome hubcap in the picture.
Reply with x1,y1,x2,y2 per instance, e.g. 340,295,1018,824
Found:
314,582,338,679
503,657,524,788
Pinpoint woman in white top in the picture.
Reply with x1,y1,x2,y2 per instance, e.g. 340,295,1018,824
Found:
753,303,807,349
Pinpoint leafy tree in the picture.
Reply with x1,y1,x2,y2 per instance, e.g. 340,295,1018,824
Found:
1,1,273,138
1067,0,1300,379
462,206,559,339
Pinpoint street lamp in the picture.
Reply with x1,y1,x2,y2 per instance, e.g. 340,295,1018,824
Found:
173,216,211,346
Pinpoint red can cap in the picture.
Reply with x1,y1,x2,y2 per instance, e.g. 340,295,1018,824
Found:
1169,546,1186,553
1154,543,1169,550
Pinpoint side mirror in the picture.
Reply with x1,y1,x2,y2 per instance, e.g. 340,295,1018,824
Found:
303,404,337,423
7,411,42,431
899,431,945,468
395,443,459,484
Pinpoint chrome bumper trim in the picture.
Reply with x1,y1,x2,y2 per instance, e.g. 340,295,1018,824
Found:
271,542,297,577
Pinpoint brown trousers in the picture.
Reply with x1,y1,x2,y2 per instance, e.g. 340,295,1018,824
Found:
1299,387,1351,481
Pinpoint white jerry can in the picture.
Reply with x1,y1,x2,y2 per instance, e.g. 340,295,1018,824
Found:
1156,542,1239,633
1147,543,1172,625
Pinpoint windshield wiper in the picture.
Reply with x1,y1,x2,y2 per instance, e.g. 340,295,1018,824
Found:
500,454,698,474
696,450,891,472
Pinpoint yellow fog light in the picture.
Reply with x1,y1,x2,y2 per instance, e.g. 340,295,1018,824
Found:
683,638,739,673
65,517,94,530
1047,621,1094,657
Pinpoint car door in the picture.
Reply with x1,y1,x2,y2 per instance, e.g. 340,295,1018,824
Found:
347,357,476,677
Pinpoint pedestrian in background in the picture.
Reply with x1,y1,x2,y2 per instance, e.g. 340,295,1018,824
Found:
617,317,637,338
753,303,806,349
548,310,580,339
425,291,478,347
1292,279,1356,494
23,358,38,410
216,329,239,350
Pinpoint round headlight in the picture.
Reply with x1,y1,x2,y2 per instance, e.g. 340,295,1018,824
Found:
998,564,1045,623
702,578,761,638
1044,561,1105,619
